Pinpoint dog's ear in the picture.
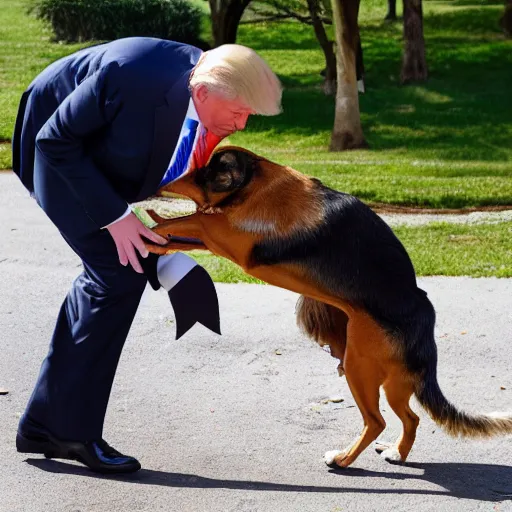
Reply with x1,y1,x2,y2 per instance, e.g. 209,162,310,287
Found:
196,150,256,193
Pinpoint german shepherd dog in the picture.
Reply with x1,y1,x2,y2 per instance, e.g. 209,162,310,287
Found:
143,146,512,469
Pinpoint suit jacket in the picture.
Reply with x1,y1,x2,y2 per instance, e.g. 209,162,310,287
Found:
12,37,202,228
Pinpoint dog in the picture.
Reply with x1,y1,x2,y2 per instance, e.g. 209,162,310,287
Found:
143,146,512,469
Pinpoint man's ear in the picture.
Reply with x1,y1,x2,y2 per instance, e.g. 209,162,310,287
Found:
193,84,209,105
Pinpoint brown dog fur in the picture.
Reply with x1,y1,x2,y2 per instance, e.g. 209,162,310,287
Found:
143,146,512,469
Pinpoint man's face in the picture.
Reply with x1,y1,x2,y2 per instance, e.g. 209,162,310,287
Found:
192,85,255,138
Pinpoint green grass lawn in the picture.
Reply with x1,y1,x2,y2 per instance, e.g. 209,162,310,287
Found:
1,0,511,208
230,1,512,208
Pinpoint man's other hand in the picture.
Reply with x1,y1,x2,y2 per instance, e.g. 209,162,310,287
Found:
107,213,167,273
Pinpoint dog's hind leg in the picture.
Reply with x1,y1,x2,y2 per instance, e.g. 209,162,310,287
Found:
324,313,389,469
324,357,385,468
375,373,419,464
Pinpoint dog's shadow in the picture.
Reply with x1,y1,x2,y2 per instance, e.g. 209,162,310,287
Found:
25,458,511,502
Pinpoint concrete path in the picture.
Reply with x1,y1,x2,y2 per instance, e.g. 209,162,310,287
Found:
133,186,512,228
1,173,511,512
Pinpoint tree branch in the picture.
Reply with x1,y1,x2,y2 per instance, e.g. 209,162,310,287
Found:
245,4,332,24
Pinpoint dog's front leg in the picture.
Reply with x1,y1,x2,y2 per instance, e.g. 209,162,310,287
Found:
145,209,170,225
144,240,208,255
144,213,206,255
150,213,203,239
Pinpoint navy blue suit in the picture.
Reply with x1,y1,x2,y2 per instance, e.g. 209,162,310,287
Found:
12,37,202,440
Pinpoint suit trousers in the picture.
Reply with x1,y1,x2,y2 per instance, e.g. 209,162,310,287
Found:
21,151,148,441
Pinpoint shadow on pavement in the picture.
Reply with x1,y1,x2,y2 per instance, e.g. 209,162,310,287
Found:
25,458,512,502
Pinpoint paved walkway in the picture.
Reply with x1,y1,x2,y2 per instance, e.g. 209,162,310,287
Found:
1,172,511,512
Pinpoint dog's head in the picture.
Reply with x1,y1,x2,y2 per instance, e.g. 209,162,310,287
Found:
165,147,260,210
195,148,256,196
165,146,323,236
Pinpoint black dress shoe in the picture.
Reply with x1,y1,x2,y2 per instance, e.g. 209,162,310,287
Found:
16,416,141,474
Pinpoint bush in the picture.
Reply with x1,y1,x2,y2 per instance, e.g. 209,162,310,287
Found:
27,0,203,44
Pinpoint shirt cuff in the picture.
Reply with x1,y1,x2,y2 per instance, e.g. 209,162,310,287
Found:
102,205,131,229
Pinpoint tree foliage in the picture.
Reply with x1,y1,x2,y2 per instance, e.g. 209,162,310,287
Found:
28,0,202,44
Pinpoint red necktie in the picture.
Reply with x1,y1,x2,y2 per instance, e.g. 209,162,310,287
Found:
190,127,223,171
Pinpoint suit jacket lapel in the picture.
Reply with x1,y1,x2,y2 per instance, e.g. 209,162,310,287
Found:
135,68,194,201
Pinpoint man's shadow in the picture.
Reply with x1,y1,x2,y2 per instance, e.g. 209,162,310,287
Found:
26,458,512,502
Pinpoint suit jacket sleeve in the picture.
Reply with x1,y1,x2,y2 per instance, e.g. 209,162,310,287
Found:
34,61,129,228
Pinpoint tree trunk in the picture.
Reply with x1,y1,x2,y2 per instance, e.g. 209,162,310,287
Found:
306,0,337,95
329,0,367,150
209,0,251,46
401,0,427,83
355,35,364,81
501,0,512,37
385,0,397,20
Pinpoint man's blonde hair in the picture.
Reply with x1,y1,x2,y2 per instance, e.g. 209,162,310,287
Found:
190,44,282,116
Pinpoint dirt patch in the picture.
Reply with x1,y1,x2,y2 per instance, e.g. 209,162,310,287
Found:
369,203,512,215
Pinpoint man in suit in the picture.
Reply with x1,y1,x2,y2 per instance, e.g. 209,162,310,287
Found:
12,37,282,474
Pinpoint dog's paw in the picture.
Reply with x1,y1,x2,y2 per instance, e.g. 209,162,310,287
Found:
379,446,404,464
324,450,345,467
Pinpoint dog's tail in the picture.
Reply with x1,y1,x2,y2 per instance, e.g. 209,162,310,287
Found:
406,294,512,437
297,294,512,438
414,364,512,438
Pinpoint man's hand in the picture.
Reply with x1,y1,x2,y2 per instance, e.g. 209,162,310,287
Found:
106,213,167,273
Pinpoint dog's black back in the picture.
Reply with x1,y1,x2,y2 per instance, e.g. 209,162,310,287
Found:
252,179,437,374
